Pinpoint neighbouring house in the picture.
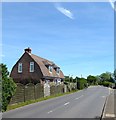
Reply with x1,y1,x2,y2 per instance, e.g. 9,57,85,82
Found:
10,48,65,85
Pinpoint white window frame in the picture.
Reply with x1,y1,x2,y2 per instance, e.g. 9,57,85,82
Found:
49,66,52,73
18,63,22,73
30,62,34,72
56,68,60,75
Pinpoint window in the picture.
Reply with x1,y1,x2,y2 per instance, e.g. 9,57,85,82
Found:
49,66,52,73
18,63,22,73
56,68,60,75
30,62,34,72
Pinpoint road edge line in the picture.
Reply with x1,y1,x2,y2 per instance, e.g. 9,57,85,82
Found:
100,96,108,120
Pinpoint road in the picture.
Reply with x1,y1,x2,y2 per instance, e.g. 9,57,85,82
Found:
3,86,110,118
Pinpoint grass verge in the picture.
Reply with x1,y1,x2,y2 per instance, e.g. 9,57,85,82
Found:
7,90,78,111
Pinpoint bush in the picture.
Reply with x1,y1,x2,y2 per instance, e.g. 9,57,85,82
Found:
77,78,87,90
102,81,113,87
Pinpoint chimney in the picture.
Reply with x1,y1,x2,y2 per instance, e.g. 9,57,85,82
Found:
24,47,32,53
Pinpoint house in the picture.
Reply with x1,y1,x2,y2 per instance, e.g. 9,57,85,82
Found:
10,48,65,85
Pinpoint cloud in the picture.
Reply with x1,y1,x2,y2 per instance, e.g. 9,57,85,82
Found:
108,0,116,11
55,4,74,19
0,54,5,58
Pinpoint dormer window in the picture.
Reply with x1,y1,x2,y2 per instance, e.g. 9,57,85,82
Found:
30,62,34,72
56,68,60,75
49,66,52,73
18,63,22,73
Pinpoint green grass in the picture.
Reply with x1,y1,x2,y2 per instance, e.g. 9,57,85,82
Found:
7,90,78,111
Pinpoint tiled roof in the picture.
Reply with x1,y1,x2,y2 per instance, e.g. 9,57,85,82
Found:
29,53,64,79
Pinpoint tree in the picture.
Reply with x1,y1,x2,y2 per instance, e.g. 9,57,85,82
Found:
70,77,73,83
77,77,87,90
0,64,17,111
73,76,80,83
64,76,70,83
100,72,114,83
87,75,97,85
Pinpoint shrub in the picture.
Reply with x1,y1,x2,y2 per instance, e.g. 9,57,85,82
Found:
102,81,113,87
77,78,87,90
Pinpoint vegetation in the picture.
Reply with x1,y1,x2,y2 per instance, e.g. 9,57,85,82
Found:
77,78,87,90
98,72,115,87
64,71,115,89
87,75,97,85
0,64,17,111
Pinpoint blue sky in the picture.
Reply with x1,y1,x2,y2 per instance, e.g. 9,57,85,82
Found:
2,2,114,78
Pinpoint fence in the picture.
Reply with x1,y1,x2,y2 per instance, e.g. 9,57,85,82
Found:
10,83,25,104
10,83,44,105
10,82,77,105
50,85,64,96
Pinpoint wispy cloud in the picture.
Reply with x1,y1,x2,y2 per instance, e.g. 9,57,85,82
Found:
109,0,116,11
0,54,5,58
55,3,74,20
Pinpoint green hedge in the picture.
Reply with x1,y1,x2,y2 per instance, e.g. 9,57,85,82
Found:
77,78,87,90
102,81,113,87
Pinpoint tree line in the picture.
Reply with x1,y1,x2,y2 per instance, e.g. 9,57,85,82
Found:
64,72,116,89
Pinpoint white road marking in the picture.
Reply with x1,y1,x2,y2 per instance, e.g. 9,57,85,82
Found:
105,114,115,117
64,102,70,106
75,95,84,100
47,110,53,114
48,102,70,113
102,96,105,98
